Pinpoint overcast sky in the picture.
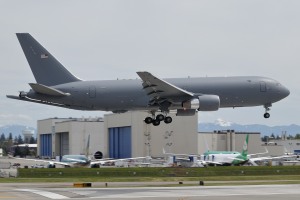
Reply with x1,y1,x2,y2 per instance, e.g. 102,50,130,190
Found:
0,0,299,128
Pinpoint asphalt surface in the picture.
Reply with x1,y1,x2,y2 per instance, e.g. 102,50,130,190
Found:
1,157,300,199
0,183,299,200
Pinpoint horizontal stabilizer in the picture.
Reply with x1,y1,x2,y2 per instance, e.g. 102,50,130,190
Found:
6,94,76,109
6,95,20,100
29,83,70,96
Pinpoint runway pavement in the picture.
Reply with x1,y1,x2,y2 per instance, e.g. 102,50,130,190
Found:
0,183,299,200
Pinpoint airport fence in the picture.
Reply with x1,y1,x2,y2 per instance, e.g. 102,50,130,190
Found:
18,166,300,178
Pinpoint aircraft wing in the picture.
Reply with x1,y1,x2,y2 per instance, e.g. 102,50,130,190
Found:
202,160,222,165
91,156,151,165
49,161,72,167
137,71,194,107
250,154,296,162
227,157,247,162
12,157,72,167
248,147,269,157
249,157,273,162
63,157,87,163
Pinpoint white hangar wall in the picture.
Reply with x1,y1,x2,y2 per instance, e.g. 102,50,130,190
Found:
198,131,265,155
37,113,272,159
104,111,198,158
37,118,105,158
37,112,198,158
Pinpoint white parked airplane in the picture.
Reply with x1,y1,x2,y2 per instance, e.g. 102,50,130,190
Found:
14,135,151,168
13,135,109,168
199,134,270,166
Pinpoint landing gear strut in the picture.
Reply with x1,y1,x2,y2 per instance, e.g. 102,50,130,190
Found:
144,112,172,126
263,104,271,119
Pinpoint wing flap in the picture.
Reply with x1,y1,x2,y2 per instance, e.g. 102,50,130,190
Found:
137,71,194,104
29,83,70,96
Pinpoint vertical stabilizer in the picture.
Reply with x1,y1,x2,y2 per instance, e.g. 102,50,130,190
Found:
85,135,90,158
16,33,80,86
241,134,249,157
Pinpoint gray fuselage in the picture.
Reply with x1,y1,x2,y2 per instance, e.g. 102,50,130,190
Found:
26,76,290,112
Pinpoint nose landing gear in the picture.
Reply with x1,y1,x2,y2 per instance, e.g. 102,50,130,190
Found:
263,104,271,118
264,112,270,118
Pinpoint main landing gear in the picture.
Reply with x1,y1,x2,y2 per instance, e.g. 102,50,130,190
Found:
263,104,271,119
144,113,172,126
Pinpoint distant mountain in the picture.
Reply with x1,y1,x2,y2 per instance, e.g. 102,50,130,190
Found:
1,122,299,138
199,119,300,136
0,125,36,138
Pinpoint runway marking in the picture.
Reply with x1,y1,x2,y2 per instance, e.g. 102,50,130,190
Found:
16,189,69,199
15,185,300,199
87,192,294,199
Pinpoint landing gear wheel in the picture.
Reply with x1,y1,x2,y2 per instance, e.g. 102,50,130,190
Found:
152,119,160,126
144,117,153,124
164,116,172,124
263,104,271,119
156,114,165,121
264,113,270,118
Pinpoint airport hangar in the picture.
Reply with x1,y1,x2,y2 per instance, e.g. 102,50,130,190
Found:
37,111,269,159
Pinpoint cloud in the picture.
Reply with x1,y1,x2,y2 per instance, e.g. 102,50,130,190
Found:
214,118,233,127
0,114,33,127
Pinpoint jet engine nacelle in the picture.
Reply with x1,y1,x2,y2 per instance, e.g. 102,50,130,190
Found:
182,95,220,111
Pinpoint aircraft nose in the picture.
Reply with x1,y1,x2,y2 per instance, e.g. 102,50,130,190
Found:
281,86,290,98
279,85,290,99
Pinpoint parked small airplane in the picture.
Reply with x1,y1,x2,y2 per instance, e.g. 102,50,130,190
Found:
7,33,290,126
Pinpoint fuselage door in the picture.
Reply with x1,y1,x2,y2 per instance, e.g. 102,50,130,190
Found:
260,81,266,92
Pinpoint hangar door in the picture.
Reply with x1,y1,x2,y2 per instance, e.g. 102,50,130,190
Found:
40,134,52,157
109,127,131,159
59,132,69,156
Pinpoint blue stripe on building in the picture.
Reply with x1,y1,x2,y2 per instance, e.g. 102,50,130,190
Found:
109,127,131,158
40,134,52,157
294,150,300,154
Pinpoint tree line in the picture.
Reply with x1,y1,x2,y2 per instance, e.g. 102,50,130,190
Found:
262,133,300,142
0,132,37,156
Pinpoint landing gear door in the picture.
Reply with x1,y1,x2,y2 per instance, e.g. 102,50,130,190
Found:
260,81,266,92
